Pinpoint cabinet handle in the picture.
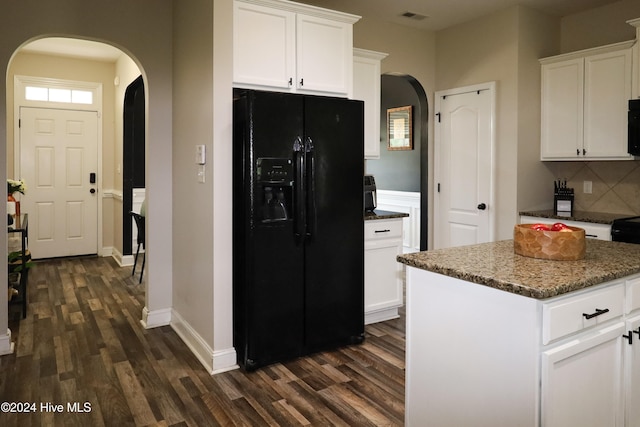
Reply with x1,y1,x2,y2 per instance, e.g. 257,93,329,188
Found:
633,328,640,337
624,331,634,345
299,78,304,87
374,229,391,233
583,148,586,155
585,234,598,238
582,308,609,319
288,77,293,86
577,148,580,156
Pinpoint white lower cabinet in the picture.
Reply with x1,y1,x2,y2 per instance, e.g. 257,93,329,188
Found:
364,218,404,324
625,313,640,427
405,267,640,426
542,322,625,427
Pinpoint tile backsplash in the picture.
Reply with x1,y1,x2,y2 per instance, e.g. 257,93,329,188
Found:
545,160,640,215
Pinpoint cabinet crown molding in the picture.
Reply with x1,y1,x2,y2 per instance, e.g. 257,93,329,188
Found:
353,47,388,61
236,0,360,24
540,40,635,64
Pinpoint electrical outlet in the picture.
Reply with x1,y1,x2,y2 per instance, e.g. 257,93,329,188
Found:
583,180,592,194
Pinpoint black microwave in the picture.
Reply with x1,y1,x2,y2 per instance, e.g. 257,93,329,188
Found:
629,99,640,156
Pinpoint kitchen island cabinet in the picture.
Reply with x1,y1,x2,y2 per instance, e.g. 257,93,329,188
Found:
398,240,640,426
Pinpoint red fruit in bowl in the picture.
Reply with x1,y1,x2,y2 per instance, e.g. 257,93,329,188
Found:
551,222,568,231
531,223,550,231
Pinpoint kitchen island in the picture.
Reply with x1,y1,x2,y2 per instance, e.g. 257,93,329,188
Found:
398,239,640,427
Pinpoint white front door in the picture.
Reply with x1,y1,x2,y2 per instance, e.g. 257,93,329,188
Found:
19,107,99,259
434,83,495,249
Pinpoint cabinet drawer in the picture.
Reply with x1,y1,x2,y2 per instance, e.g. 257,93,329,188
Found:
542,283,624,344
364,219,402,240
626,276,640,313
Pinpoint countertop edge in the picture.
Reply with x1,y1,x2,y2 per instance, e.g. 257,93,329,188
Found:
399,260,640,299
365,210,409,221
397,239,640,300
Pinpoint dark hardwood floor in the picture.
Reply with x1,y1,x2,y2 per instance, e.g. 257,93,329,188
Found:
0,256,405,426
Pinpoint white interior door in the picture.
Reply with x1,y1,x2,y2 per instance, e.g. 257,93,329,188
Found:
19,107,98,259
434,83,494,249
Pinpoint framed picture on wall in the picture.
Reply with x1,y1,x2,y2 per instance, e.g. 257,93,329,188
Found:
387,106,413,150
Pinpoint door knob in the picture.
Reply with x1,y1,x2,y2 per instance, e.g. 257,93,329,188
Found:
477,203,486,210
90,188,96,194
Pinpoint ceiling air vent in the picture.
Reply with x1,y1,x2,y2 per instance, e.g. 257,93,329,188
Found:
400,11,428,21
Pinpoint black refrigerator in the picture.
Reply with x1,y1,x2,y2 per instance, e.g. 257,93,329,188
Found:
233,88,365,371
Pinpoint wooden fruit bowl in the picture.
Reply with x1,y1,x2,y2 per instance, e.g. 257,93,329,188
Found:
514,224,586,261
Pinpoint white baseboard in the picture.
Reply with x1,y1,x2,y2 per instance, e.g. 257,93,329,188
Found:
170,309,239,374
365,307,400,325
100,246,113,257
0,329,15,356
111,247,135,267
140,306,172,329
212,348,239,374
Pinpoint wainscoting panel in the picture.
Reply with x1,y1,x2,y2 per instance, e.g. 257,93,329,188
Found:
376,190,420,253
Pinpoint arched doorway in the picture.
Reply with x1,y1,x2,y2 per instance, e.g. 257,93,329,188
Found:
6,37,148,297
366,73,428,251
10,37,144,260
0,2,177,359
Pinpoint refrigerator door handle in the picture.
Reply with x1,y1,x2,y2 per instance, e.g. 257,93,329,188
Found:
305,136,317,239
293,137,306,244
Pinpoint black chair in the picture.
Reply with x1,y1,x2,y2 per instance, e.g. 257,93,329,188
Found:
130,212,145,283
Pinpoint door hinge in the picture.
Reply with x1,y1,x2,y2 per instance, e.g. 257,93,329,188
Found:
18,119,20,128
437,183,441,193
436,112,441,123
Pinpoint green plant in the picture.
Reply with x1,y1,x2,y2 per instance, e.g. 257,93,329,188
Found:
8,251,34,272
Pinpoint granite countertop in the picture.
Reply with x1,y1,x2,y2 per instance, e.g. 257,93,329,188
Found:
519,209,626,224
397,239,640,299
364,210,409,221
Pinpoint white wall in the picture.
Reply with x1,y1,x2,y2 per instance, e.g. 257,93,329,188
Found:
560,0,640,53
171,0,236,373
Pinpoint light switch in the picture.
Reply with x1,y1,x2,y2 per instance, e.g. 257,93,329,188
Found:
196,145,206,165
583,180,592,194
197,165,206,183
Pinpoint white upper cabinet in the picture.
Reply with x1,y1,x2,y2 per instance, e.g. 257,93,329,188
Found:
233,2,295,90
353,48,387,159
540,41,634,161
233,0,359,97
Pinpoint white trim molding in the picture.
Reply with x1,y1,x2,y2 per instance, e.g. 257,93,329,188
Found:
0,329,15,356
140,306,171,329
170,309,238,375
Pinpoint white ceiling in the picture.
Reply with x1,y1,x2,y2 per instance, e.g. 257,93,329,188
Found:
294,0,621,31
19,0,621,60
20,37,123,62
